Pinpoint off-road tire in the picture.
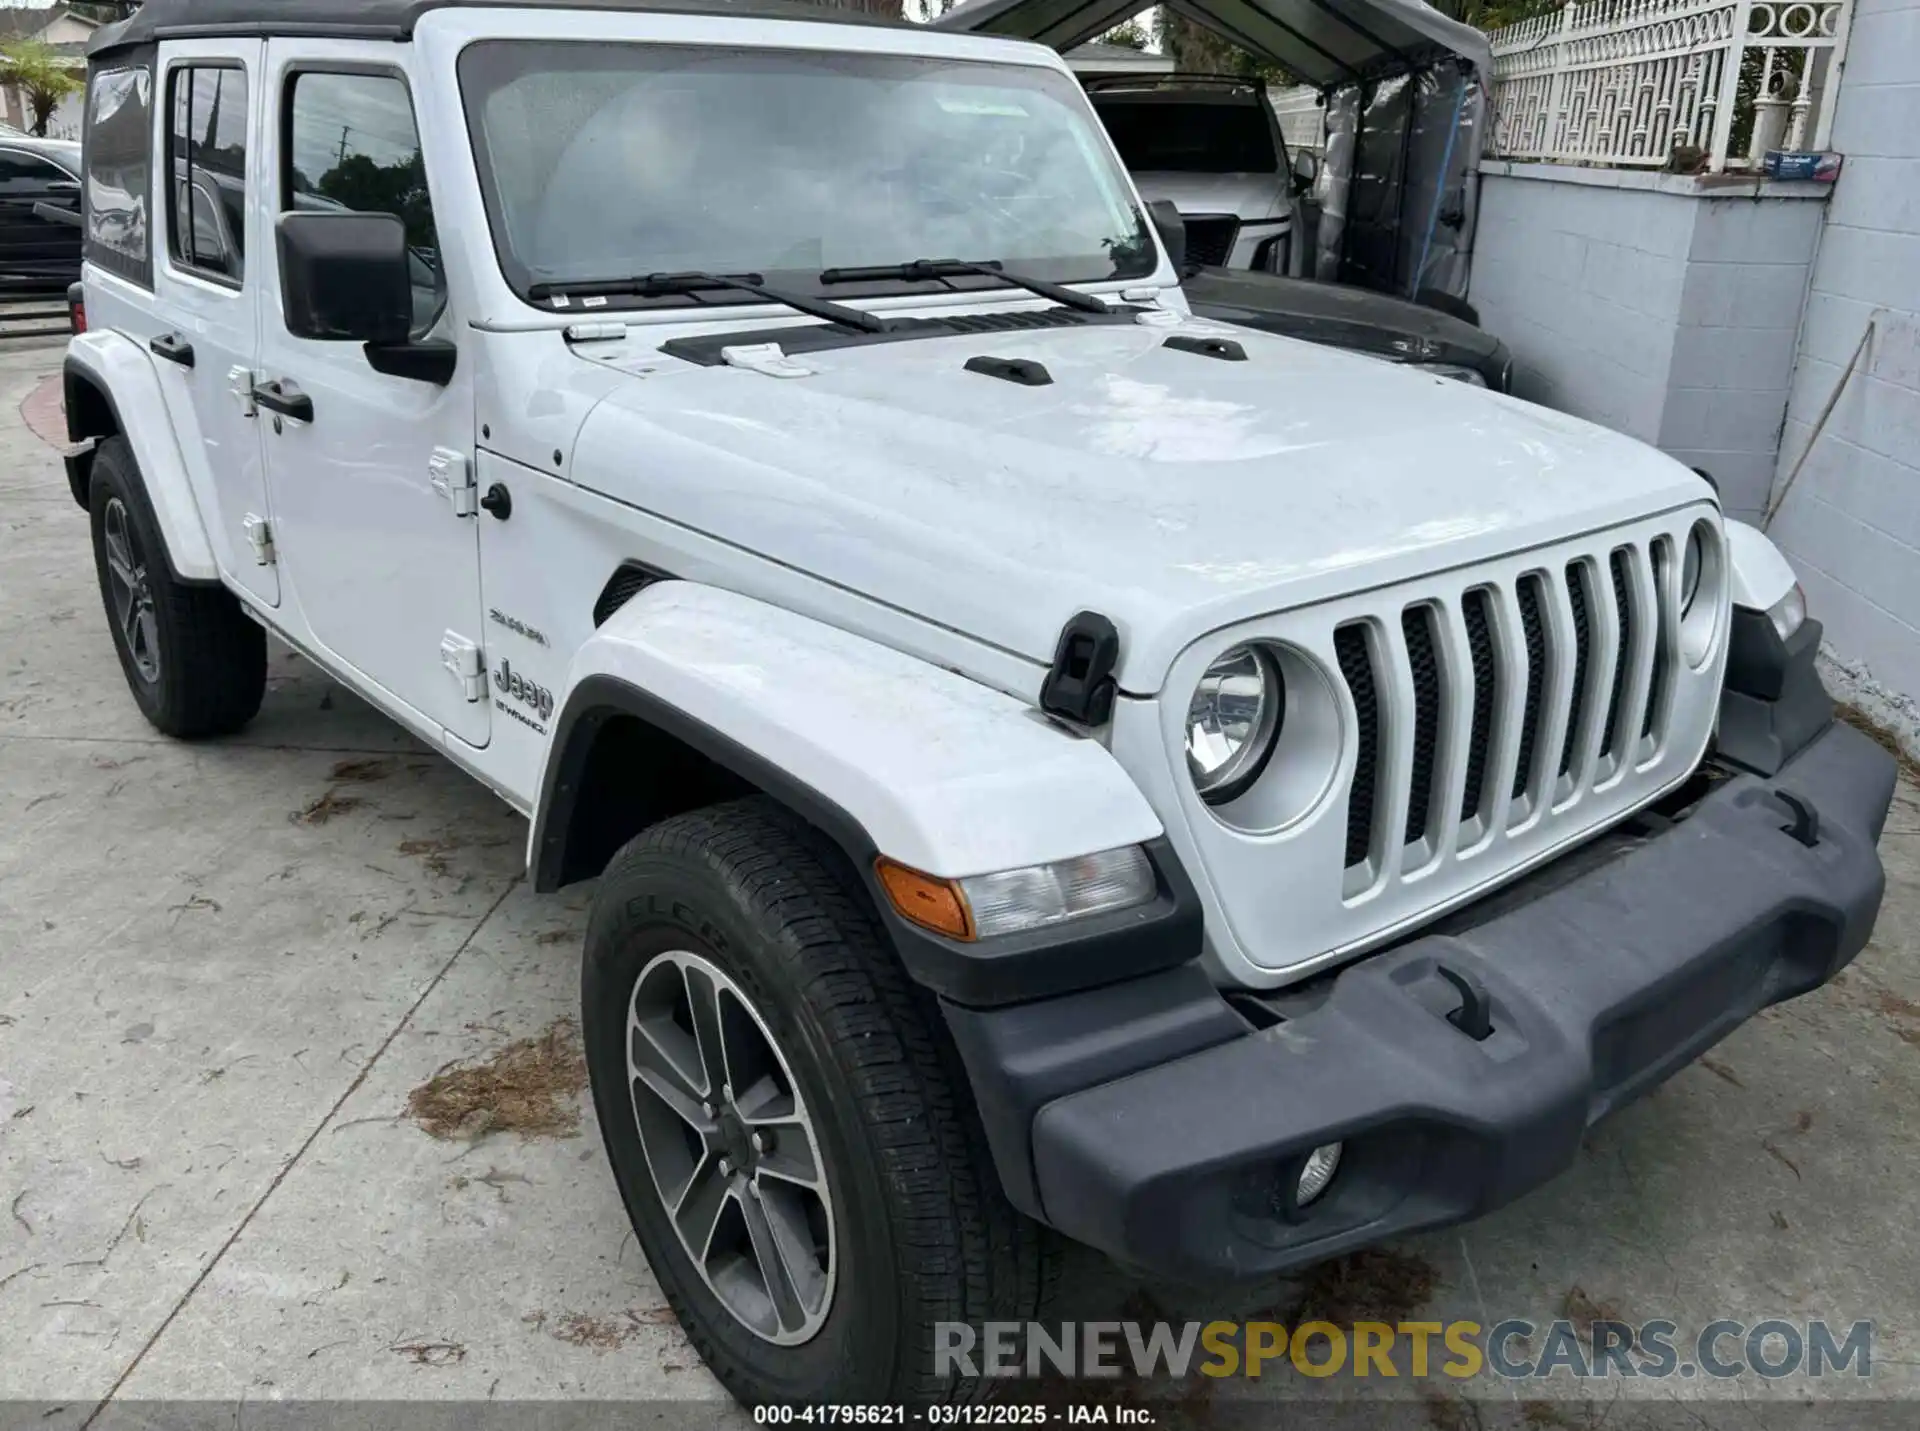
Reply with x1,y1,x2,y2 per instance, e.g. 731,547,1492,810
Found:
583,796,1059,1405
88,437,266,738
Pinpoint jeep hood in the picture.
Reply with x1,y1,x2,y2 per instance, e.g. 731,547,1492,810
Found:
569,316,1707,693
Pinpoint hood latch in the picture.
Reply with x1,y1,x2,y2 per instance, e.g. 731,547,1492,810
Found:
1041,611,1120,728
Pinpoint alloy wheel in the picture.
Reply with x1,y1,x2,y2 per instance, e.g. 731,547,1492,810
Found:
102,497,160,684
626,949,836,1345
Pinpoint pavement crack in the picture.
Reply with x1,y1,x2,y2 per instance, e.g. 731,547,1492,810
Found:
76,876,522,1429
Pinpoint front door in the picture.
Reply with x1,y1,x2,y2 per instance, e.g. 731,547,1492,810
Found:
147,40,277,606
254,41,488,748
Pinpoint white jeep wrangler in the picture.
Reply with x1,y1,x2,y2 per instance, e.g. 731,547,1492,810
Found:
65,0,1894,1408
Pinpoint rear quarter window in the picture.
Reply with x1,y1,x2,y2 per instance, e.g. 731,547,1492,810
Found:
85,64,155,286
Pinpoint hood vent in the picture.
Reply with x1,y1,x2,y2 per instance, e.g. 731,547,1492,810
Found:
965,356,1053,387
1164,334,1248,362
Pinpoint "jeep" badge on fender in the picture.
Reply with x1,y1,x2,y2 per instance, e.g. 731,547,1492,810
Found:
491,656,553,724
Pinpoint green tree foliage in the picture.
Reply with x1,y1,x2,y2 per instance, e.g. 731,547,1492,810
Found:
1101,18,1152,49
299,151,438,252
1432,0,1562,31
1156,11,1295,81
2,39,82,137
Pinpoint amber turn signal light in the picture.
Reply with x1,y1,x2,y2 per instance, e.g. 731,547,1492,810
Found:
874,858,974,941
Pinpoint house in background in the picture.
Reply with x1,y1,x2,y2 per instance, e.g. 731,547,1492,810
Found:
0,4,98,139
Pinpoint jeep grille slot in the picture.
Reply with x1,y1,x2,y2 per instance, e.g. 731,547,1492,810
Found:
1334,623,1379,870
1643,540,1673,741
1401,605,1443,848
1512,574,1548,801
1558,564,1593,779
1460,589,1498,825
1601,550,1633,761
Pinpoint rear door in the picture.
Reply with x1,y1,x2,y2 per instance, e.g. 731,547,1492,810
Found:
146,40,277,605
0,145,82,288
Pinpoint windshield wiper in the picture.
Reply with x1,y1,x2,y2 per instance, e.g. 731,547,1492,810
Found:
528,270,890,334
817,258,1113,316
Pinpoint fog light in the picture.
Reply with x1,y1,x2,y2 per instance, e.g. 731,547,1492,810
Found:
1297,1142,1343,1206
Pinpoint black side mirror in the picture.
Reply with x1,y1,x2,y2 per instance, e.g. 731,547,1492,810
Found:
1290,150,1319,196
1147,198,1188,276
278,211,412,343
277,211,456,384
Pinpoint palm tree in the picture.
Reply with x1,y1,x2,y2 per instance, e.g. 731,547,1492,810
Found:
2,40,82,138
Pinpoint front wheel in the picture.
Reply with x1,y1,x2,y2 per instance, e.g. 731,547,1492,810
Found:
87,437,265,738
582,797,1056,1405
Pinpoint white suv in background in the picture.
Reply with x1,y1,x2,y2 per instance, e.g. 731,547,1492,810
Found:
1085,73,1305,272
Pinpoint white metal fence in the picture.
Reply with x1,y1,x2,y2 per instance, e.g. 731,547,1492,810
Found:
1488,0,1854,171
1269,83,1328,158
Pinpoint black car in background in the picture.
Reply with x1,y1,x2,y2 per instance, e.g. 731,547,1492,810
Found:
1182,263,1513,392
0,135,84,290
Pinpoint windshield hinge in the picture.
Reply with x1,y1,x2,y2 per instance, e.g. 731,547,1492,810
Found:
429,448,477,517
719,342,814,379
1040,611,1120,727
439,631,485,703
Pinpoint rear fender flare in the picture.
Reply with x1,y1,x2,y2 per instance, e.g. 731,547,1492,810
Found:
64,332,218,583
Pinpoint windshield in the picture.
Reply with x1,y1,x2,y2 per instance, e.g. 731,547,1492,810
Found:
458,41,1154,306
1093,98,1280,175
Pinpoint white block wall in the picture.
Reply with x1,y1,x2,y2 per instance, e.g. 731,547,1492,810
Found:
1470,162,1827,521
1768,0,1920,736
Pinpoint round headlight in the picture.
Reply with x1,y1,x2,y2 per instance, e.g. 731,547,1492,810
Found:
1186,645,1282,805
1681,527,1704,614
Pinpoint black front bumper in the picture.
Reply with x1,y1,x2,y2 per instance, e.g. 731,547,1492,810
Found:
945,720,1896,1282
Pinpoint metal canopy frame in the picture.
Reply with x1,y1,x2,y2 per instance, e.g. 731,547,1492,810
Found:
931,0,1489,89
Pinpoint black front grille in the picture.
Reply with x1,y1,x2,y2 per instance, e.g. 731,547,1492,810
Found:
1558,566,1592,778
1460,589,1498,823
1514,575,1548,800
1335,624,1377,869
1402,606,1442,846
1329,534,1689,892
1643,545,1669,739
1182,214,1241,268
1601,550,1633,759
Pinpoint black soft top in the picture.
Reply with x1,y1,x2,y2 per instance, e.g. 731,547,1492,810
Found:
93,0,906,57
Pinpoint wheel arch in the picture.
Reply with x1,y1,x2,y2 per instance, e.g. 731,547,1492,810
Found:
531,583,1191,1008
531,673,874,898
64,334,219,583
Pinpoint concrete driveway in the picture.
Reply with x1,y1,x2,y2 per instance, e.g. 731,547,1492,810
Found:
3,336,1919,1427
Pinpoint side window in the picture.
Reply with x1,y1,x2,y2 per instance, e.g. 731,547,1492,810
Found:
84,65,154,285
168,65,249,283
0,151,74,194
285,70,443,335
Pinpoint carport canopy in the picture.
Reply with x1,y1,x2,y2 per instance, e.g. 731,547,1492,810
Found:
931,0,1489,89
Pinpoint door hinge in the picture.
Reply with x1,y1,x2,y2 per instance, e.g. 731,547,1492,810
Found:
242,513,275,565
439,631,485,703
428,448,477,517
228,366,257,418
